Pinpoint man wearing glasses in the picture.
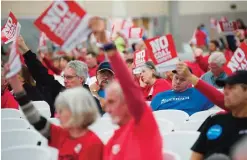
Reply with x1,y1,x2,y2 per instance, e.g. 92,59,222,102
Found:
17,36,103,116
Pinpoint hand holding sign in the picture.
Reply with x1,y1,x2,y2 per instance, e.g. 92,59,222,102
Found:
144,34,179,72
224,43,247,75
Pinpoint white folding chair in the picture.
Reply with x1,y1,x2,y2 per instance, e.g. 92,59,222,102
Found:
163,131,200,160
2,146,52,160
47,146,59,160
156,118,175,134
89,117,118,142
1,118,30,131
2,129,48,149
54,75,64,86
38,108,51,118
153,110,189,129
49,118,60,126
1,109,22,119
189,110,213,121
163,150,181,160
176,120,204,131
32,101,50,110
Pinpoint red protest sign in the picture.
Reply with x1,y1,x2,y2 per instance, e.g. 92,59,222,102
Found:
144,34,178,65
34,1,89,52
120,27,143,39
224,43,247,75
1,12,20,44
217,21,237,33
133,49,149,74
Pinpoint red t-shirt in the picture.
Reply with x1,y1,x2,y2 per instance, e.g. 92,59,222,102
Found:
195,29,207,47
1,89,19,109
49,124,104,160
88,65,98,77
143,79,171,101
103,107,163,160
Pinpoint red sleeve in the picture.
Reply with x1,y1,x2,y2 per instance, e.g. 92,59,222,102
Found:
152,79,171,99
49,124,65,148
108,52,146,122
1,90,19,109
195,55,209,72
43,57,62,75
195,79,229,111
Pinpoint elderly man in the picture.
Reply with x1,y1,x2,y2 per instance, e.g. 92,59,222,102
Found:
151,68,214,115
201,51,227,88
93,28,163,159
175,62,247,159
17,36,103,116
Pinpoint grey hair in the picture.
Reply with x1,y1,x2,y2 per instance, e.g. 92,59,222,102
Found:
66,60,89,81
55,87,99,129
208,51,226,67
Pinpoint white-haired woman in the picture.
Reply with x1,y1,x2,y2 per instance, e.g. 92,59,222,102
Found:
4,66,103,160
201,51,227,88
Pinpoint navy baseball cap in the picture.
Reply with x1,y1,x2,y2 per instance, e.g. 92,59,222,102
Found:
97,62,114,74
216,70,247,87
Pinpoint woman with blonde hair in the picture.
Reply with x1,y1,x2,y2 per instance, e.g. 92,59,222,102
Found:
4,65,104,160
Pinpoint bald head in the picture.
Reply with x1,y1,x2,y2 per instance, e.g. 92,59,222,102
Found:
105,80,124,100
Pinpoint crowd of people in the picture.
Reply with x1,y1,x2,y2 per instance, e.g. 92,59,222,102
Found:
1,15,247,160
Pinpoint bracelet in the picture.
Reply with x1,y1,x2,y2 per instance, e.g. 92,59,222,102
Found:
103,43,117,52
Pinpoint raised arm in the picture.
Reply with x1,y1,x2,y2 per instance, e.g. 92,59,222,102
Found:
107,49,146,122
4,66,51,138
18,36,62,89
176,62,229,112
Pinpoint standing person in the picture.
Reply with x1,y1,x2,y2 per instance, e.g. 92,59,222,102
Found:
140,61,171,101
201,51,227,89
17,36,103,116
195,25,207,49
85,52,98,77
175,63,247,159
4,65,104,160
91,19,163,159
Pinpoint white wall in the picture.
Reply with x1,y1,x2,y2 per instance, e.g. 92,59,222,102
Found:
179,1,247,15
1,1,169,19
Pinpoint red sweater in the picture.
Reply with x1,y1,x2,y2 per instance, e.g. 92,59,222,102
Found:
43,57,62,75
195,79,229,111
195,55,210,72
88,65,98,77
195,29,207,47
142,79,171,101
49,124,104,160
104,52,163,160
185,61,205,78
1,89,19,109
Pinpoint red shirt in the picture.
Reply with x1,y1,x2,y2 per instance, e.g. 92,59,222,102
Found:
49,124,104,160
88,65,98,77
195,55,210,72
104,52,163,160
1,89,19,109
185,61,205,78
195,29,207,47
143,79,171,101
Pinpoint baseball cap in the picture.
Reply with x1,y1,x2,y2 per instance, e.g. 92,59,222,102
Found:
97,62,114,74
215,70,247,87
172,67,193,74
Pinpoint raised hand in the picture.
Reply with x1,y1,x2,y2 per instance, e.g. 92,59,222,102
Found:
17,35,29,54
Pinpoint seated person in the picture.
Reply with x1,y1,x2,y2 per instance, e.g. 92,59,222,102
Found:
201,51,227,89
151,68,214,116
190,70,247,159
140,61,171,101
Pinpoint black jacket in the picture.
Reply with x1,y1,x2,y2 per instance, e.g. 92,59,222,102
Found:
23,50,103,117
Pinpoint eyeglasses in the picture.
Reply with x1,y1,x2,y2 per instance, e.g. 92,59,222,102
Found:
62,75,78,80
